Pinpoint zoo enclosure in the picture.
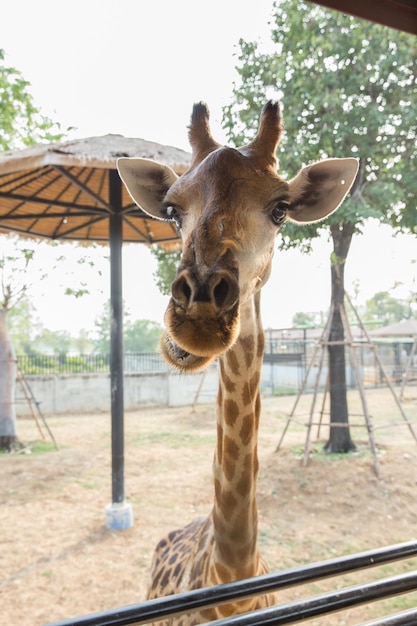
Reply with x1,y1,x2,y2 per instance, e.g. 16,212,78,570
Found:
16,332,417,396
262,327,417,395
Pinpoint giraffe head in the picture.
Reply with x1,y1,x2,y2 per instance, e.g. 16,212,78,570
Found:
118,101,358,372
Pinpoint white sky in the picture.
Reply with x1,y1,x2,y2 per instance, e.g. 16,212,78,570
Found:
1,1,416,334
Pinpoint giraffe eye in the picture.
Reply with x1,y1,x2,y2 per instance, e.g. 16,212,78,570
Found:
271,201,290,226
165,204,182,229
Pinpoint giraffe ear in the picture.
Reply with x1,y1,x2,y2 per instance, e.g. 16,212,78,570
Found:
117,157,178,220
287,158,359,223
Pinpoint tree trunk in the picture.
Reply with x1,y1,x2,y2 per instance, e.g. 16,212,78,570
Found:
0,309,18,451
324,223,357,454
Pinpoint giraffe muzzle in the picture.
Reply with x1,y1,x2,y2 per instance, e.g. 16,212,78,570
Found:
159,267,241,371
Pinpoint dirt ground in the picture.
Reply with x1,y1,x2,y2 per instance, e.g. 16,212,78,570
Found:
2,387,417,626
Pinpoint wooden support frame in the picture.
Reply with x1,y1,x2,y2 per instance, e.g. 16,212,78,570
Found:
276,294,417,477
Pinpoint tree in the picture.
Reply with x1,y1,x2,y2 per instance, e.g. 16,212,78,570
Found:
0,50,67,450
223,1,417,453
72,329,93,355
31,328,73,357
0,49,66,150
0,309,17,451
0,241,38,450
7,296,40,354
363,289,417,326
93,301,162,353
292,311,324,328
93,301,112,355
124,319,162,352
150,244,182,296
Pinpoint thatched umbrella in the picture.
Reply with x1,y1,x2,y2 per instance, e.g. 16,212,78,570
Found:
0,134,190,528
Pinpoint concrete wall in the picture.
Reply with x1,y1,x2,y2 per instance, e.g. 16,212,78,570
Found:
18,361,329,417
16,367,219,416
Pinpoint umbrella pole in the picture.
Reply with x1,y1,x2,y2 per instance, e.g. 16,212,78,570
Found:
105,170,133,530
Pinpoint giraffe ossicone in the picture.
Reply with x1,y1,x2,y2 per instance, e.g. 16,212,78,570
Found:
118,101,358,624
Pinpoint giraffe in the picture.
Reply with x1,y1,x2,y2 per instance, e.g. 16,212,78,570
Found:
117,101,358,624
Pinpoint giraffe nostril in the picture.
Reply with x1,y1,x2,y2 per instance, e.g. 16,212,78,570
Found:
172,273,194,307
213,278,229,308
211,272,239,310
182,280,192,301
171,269,238,310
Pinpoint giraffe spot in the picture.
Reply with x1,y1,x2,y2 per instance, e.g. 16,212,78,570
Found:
190,563,201,581
224,434,240,461
224,457,235,482
169,552,178,564
234,504,258,550
152,565,164,588
214,481,238,523
241,382,251,406
214,477,220,495
240,335,255,369
221,488,238,518
254,294,262,318
220,360,236,392
236,474,249,498
257,330,265,357
217,383,223,406
226,350,240,376
242,451,259,474
239,414,253,446
254,393,261,427
235,454,259,497
217,424,223,463
160,567,173,589
197,528,210,552
223,399,239,426
242,374,260,408
173,562,182,578
249,372,260,396
212,506,226,537
223,371,236,393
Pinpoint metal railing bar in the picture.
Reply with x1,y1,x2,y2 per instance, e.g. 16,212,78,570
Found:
205,570,417,626
357,607,417,625
44,540,417,626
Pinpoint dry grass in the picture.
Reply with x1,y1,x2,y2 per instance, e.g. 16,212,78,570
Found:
1,387,417,625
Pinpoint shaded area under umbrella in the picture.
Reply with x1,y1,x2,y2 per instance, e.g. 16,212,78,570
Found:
0,134,190,527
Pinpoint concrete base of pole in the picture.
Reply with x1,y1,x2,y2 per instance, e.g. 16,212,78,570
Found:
105,501,133,530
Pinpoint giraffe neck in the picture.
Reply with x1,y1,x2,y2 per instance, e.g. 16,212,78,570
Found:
212,291,264,579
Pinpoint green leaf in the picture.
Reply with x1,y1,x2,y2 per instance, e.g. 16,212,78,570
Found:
0,47,67,152
223,0,417,240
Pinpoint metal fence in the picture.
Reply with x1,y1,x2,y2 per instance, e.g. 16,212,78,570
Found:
16,352,168,375
45,540,417,626
16,339,417,394
263,333,417,392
